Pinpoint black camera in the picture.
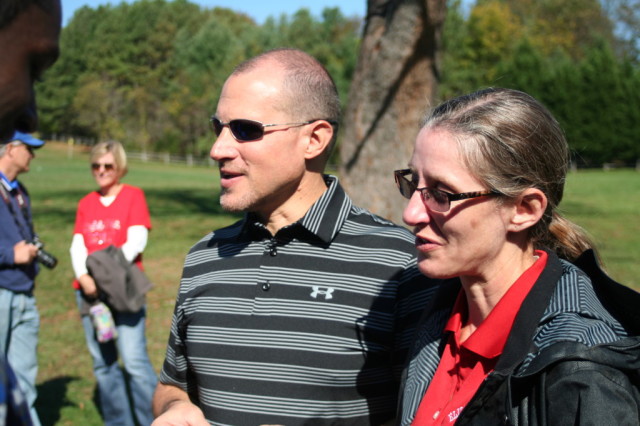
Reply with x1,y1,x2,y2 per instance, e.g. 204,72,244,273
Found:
30,237,58,269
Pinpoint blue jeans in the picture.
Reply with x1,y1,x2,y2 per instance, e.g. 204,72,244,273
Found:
0,288,41,426
76,292,157,426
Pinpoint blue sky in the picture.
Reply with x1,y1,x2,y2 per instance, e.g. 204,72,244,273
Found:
62,0,367,25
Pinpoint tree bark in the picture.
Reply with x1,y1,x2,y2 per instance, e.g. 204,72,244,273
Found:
339,0,446,224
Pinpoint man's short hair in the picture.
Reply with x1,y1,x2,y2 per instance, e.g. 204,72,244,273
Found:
232,48,341,150
234,49,340,122
0,0,57,29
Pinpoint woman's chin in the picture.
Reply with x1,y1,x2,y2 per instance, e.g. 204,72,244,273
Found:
417,259,455,280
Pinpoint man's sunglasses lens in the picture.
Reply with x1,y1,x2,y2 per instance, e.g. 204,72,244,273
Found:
211,118,223,136
229,120,263,141
211,118,264,141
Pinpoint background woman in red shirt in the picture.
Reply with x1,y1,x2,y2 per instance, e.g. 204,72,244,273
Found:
70,141,157,426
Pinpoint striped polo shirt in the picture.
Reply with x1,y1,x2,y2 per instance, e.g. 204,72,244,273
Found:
159,175,439,425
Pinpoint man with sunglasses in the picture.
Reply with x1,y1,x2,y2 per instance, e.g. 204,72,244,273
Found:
153,48,438,426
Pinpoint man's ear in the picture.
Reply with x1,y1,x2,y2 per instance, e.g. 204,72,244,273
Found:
507,188,548,233
303,120,334,161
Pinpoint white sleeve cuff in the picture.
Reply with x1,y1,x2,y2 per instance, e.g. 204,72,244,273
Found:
120,225,149,263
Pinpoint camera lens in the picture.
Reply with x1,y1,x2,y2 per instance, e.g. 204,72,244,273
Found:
36,249,58,269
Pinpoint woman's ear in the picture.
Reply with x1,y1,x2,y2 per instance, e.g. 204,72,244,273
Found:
303,120,334,161
507,188,548,233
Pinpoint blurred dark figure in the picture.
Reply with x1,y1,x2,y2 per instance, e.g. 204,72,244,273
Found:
0,1,61,425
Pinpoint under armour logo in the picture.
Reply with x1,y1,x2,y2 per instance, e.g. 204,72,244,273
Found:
310,286,334,300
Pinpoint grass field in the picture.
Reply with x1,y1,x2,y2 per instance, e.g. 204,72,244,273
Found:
20,142,640,425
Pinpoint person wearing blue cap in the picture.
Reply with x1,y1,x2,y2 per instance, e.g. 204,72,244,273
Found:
0,131,47,426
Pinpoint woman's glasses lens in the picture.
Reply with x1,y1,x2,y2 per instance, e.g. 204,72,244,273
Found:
91,163,114,171
394,170,450,212
428,189,449,211
394,171,414,199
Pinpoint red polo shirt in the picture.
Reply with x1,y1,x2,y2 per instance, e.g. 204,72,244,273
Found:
412,250,547,425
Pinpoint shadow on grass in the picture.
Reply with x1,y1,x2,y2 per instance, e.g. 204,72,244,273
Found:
36,376,85,426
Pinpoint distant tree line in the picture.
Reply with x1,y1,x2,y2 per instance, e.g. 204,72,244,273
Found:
37,0,640,166
37,0,360,158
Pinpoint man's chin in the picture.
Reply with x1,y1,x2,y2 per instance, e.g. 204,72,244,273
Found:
219,195,249,213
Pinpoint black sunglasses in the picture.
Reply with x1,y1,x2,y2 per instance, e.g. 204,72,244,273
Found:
394,169,501,212
210,117,336,142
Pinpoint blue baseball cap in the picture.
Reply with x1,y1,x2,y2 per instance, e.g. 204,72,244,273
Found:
8,131,45,148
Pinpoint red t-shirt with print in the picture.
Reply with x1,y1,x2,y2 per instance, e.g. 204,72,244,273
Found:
72,184,151,289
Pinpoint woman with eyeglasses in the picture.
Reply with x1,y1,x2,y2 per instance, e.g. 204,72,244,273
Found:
396,88,640,425
69,141,157,426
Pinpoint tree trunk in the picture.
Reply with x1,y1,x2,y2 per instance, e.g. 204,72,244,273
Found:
339,0,446,224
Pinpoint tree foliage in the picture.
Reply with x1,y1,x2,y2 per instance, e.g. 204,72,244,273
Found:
35,0,640,172
37,0,360,156
438,0,640,165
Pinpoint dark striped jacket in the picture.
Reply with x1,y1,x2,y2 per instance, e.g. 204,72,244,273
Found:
398,250,640,425
159,175,440,425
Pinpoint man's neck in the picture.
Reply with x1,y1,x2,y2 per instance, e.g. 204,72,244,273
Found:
0,160,17,182
0,162,18,189
261,173,328,235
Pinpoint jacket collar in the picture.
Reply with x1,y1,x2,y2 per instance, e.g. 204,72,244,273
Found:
494,249,564,373
574,249,640,335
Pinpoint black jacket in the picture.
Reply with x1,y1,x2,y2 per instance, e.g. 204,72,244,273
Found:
399,250,640,425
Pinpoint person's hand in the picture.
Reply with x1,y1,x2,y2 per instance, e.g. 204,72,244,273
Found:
151,400,208,426
77,274,99,299
13,240,38,265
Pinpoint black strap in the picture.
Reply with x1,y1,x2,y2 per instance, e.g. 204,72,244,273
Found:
0,184,34,241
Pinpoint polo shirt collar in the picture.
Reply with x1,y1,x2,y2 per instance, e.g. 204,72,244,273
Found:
445,250,548,359
299,175,351,243
242,175,352,243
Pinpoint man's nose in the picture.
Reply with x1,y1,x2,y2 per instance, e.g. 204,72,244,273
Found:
210,129,238,161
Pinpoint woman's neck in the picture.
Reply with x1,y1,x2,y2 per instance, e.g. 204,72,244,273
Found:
100,182,122,197
460,246,538,338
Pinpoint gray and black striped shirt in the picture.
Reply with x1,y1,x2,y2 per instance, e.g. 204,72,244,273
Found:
159,176,439,425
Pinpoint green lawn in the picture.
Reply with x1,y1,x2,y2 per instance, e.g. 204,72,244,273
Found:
21,142,639,425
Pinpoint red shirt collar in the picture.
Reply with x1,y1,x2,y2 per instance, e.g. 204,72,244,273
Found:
444,250,548,359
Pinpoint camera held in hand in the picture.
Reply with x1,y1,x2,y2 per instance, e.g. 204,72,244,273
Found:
30,236,58,269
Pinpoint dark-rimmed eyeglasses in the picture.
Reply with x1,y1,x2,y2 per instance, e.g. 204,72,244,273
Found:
394,169,501,212
91,163,115,171
210,117,335,142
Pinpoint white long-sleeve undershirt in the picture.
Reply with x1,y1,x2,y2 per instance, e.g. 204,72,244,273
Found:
69,225,148,279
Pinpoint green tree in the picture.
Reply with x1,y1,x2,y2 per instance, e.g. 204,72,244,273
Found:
36,1,361,158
